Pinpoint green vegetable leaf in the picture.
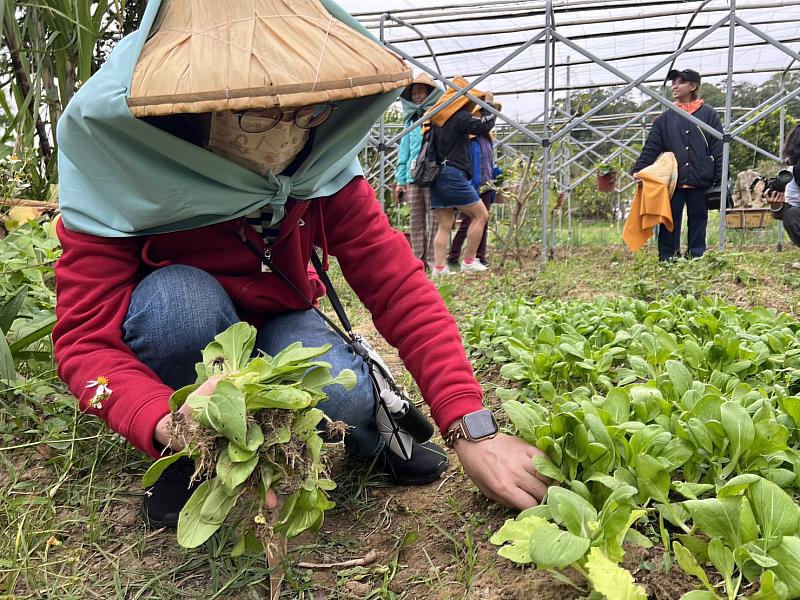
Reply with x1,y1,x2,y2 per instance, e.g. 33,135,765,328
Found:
666,360,693,396
634,454,670,504
214,322,257,370
679,592,721,600
546,486,597,537
246,386,314,411
533,455,564,483
489,515,550,564
749,477,800,544
200,478,240,524
585,547,647,600
169,383,200,412
767,536,800,598
217,449,259,495
749,570,789,600
141,451,190,488
684,496,752,548
720,401,755,478
503,400,540,444
177,480,224,548
272,342,331,368
529,526,590,569
707,539,735,583
197,380,248,448
673,541,715,592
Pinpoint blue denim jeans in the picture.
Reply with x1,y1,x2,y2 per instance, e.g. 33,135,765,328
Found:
122,265,382,457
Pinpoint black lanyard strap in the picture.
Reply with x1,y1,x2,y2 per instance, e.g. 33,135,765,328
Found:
237,230,384,369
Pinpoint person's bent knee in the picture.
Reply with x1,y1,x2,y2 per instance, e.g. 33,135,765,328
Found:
124,265,238,358
783,206,800,246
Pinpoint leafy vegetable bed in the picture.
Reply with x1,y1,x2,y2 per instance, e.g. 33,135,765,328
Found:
465,295,800,599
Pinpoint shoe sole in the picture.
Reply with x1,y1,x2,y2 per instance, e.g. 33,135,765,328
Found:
395,445,449,486
141,501,180,529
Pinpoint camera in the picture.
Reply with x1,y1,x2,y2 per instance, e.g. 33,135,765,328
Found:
750,169,794,195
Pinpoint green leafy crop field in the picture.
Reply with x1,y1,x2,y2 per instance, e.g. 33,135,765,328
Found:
2,220,800,599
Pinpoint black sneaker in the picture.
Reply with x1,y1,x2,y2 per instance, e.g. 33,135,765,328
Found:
141,456,201,529
378,440,448,486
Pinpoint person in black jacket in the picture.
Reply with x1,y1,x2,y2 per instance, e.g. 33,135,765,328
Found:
428,88,497,276
632,69,723,261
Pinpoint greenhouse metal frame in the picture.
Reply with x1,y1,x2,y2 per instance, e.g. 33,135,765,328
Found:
348,0,800,264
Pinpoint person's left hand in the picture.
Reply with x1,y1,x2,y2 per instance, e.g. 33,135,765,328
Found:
453,433,550,510
765,190,786,206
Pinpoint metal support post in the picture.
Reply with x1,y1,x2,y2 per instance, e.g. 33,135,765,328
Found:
541,0,552,268
718,0,736,250
565,57,573,243
778,77,787,250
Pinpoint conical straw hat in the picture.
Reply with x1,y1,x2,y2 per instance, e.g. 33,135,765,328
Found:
400,72,439,101
127,0,412,116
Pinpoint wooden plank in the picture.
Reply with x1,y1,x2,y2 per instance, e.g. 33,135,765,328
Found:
0,198,59,210
725,208,771,229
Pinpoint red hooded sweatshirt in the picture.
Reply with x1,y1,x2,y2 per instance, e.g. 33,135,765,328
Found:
53,176,484,458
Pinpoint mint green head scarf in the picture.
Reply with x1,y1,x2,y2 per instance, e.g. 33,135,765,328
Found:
400,84,443,127
57,0,404,237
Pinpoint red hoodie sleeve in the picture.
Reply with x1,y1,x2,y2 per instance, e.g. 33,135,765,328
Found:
53,220,173,458
321,178,484,432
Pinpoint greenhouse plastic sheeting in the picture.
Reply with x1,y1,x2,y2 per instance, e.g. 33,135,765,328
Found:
338,1,800,119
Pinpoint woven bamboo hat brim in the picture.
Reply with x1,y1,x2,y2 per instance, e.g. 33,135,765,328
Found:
400,72,438,101
127,0,412,116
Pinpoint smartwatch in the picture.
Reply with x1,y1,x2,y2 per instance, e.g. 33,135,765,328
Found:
443,409,498,447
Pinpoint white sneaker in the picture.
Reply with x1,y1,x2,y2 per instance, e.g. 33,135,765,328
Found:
431,266,453,277
460,260,488,273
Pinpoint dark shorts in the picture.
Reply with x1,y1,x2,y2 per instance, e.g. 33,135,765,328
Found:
430,164,481,209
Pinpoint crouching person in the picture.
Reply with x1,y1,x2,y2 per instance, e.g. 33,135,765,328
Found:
53,0,549,529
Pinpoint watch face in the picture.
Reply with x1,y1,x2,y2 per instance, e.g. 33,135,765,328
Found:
463,410,498,440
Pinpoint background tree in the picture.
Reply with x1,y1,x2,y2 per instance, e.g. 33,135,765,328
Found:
1,1,146,200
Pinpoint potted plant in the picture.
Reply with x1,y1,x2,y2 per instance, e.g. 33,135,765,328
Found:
596,161,618,193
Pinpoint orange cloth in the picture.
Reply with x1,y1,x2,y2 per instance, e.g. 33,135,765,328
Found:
674,99,704,114
623,152,678,252
425,75,489,128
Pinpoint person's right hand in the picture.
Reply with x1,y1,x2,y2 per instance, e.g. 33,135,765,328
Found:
155,375,221,451
633,173,643,184
392,184,406,203
154,376,278,509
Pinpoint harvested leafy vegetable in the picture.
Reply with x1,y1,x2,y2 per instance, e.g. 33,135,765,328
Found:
142,322,355,552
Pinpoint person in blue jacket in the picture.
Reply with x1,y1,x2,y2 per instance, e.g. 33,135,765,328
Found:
394,74,443,269
631,68,723,261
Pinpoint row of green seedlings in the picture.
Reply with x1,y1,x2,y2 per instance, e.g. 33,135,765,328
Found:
464,295,800,599
142,323,354,556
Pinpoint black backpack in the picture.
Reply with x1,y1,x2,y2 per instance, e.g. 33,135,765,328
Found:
411,125,441,188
